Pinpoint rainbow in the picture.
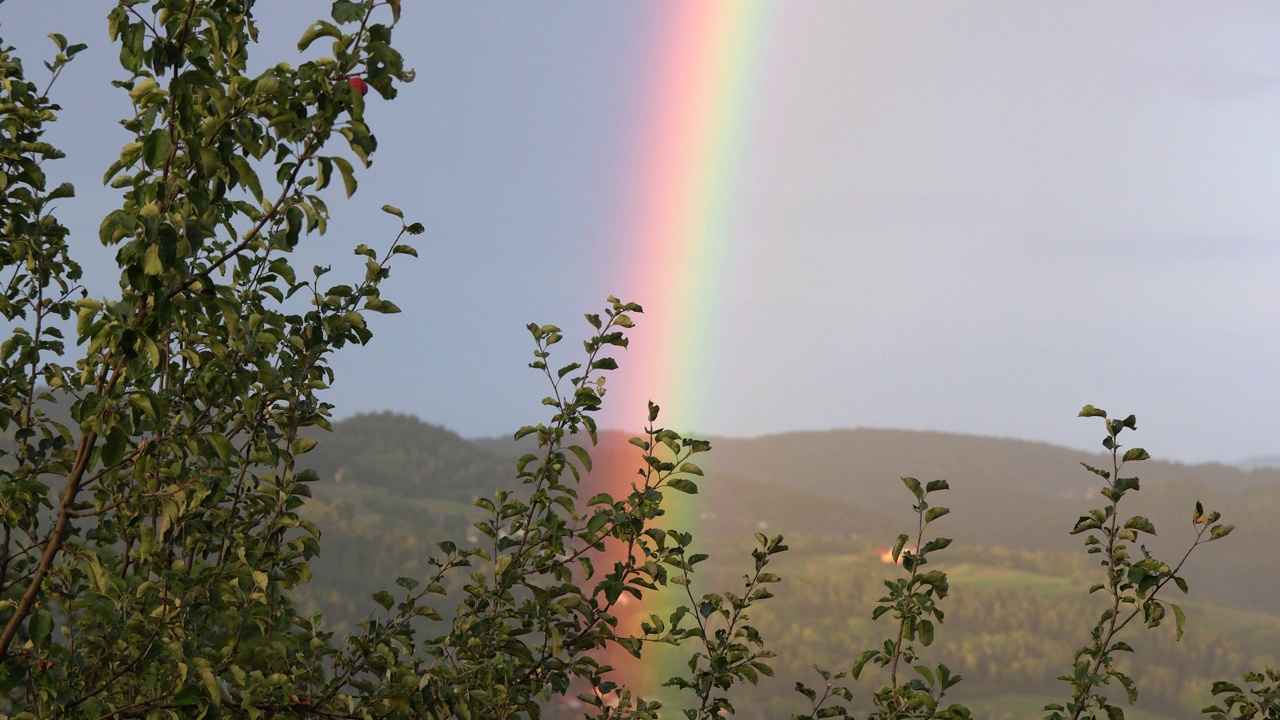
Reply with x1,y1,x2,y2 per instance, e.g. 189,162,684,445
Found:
595,0,773,706
608,1,770,437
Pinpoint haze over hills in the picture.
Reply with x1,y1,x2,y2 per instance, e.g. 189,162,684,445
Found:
1237,454,1280,471
291,412,1280,719
6,408,1278,615
293,413,1280,617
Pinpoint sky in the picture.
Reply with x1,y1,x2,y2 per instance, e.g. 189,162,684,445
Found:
2,2,1279,465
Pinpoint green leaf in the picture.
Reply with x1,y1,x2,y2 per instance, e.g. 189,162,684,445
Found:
795,681,817,703
143,128,174,169
48,182,75,200
901,476,924,500
586,512,609,535
1079,462,1111,480
924,506,951,523
364,298,402,314
172,686,201,707
667,477,698,494
381,204,404,218
602,580,623,605
678,461,703,476
494,554,512,575
1117,669,1138,703
372,590,394,610
316,157,332,190
28,608,53,650
292,436,318,455
851,649,878,679
143,243,164,275
892,533,909,561
229,155,264,202
298,20,341,51
1123,516,1156,534
332,155,357,197
1122,447,1151,462
101,425,129,467
331,0,366,23
207,432,236,464
1079,404,1107,418
200,667,221,705
1171,602,1187,640
567,444,592,472
922,536,953,553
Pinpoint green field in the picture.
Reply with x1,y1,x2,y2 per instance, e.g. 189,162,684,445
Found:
947,562,1080,594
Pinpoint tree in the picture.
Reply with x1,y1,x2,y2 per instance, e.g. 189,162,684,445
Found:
1,0,427,715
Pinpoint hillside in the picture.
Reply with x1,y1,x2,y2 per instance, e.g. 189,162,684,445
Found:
8,409,1269,717
286,414,1280,718
297,416,1280,618
693,428,1280,614
475,425,1280,612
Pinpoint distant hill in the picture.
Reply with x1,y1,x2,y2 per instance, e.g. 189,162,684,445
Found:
693,428,1280,613
303,411,511,502
697,428,1278,530
12,408,1273,717
10,409,1278,616
300,417,1280,618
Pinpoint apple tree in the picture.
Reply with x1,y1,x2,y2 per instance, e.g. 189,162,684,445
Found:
0,0,427,714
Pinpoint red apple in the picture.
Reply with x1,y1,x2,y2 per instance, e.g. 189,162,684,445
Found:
347,76,369,96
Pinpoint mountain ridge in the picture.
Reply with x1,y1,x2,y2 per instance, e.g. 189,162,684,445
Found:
313,414,1280,614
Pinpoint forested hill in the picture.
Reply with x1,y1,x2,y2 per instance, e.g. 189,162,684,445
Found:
304,415,1280,614
303,412,511,503
703,427,1280,496
295,413,1280,719
696,429,1280,544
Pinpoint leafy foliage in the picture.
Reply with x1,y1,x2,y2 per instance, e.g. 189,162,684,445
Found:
1204,668,1280,719
0,1,426,715
1045,406,1232,720
793,479,968,720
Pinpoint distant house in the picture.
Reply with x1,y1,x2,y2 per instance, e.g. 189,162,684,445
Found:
873,546,899,565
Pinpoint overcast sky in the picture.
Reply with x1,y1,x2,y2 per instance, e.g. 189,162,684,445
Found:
3,3,1279,464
